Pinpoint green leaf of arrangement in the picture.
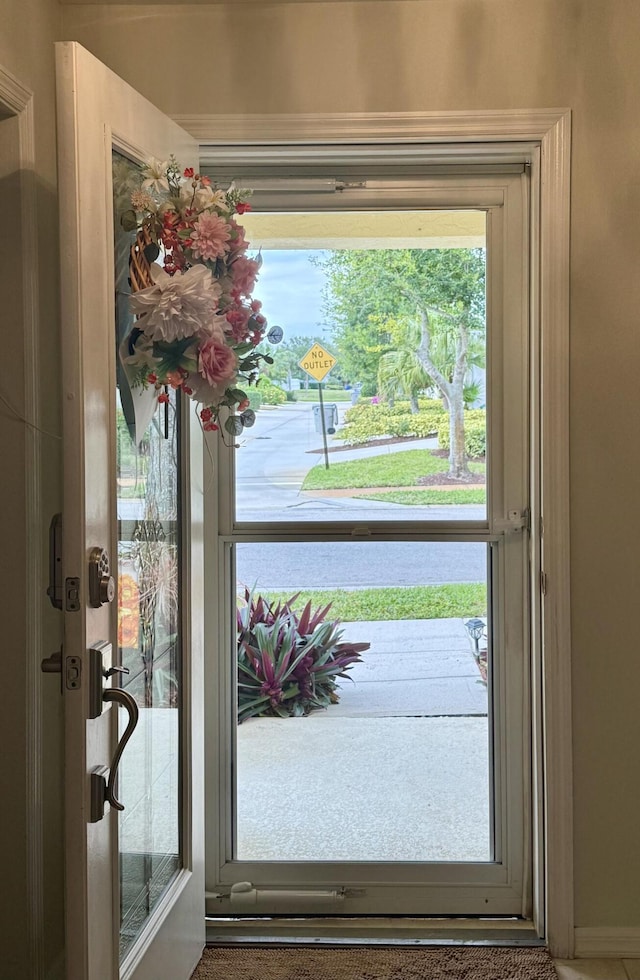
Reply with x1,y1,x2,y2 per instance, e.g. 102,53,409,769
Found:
225,416,244,436
143,241,160,264
239,358,258,372
228,388,248,403
121,210,138,232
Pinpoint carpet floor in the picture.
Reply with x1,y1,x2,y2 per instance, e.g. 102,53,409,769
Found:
191,945,558,979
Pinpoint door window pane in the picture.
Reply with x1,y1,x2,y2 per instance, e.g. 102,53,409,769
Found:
235,212,487,525
113,150,182,959
235,540,491,863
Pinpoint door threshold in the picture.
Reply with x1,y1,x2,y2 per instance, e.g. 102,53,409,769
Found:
206,916,543,947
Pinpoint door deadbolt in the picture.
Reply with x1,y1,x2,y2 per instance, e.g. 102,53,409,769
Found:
88,547,115,607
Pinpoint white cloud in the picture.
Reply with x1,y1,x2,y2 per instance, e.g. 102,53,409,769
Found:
256,250,329,339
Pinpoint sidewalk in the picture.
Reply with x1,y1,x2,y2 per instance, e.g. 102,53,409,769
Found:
333,617,487,717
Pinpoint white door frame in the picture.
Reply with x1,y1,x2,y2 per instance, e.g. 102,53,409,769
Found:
178,108,573,958
0,63,46,977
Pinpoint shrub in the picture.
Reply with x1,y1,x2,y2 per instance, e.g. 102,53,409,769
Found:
236,589,369,723
437,409,486,458
258,379,287,406
285,389,297,401
247,389,263,412
339,399,447,445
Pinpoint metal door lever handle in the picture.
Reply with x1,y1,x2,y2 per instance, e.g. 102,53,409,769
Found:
90,688,139,821
102,688,139,812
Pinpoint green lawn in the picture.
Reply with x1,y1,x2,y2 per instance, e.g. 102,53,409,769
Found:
302,449,485,491
293,389,352,402
361,488,486,506
261,584,487,622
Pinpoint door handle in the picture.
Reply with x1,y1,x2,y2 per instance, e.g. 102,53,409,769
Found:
90,688,139,822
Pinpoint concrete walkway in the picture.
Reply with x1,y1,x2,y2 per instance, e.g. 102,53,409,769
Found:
236,618,490,863
332,618,487,717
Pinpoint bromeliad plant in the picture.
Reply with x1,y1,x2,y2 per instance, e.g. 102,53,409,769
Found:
236,588,369,723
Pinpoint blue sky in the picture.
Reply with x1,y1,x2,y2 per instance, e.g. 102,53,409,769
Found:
256,250,328,340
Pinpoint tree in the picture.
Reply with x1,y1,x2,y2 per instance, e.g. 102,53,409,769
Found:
318,249,486,479
376,317,431,412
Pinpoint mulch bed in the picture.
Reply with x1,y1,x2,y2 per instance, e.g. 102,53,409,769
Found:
417,470,486,486
416,449,486,485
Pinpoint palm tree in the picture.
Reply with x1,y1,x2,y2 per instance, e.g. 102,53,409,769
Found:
377,348,430,413
377,316,485,415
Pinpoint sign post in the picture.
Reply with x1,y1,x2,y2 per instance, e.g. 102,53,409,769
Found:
298,342,338,470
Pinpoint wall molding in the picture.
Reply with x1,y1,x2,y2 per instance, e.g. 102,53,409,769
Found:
175,109,571,145
0,63,44,979
575,928,640,959
180,108,573,958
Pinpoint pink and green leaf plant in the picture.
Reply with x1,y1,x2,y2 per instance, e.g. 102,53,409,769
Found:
236,587,369,723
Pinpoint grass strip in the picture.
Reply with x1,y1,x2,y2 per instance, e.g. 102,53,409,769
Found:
302,448,484,490
360,488,486,505
292,390,352,402
260,583,487,623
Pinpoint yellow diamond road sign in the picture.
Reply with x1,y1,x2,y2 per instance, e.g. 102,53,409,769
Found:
299,343,337,383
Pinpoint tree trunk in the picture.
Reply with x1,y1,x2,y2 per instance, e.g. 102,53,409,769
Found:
448,381,469,479
415,308,470,479
409,392,419,414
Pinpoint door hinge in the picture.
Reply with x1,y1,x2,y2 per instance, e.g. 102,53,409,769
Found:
540,571,548,596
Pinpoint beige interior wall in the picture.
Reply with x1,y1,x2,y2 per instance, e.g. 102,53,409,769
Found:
0,0,64,976
60,0,640,933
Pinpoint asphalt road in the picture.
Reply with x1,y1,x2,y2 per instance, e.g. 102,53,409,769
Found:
234,402,487,590
235,539,487,591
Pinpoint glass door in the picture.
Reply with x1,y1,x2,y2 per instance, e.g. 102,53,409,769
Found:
206,173,531,918
57,41,204,980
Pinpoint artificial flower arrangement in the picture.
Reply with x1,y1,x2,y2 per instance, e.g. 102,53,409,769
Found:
121,156,282,440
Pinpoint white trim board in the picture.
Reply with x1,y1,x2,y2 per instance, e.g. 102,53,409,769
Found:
181,108,573,959
175,109,570,144
0,63,44,979
575,929,640,959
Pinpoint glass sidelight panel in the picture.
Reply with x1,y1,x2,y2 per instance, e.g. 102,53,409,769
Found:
234,540,492,863
234,212,487,526
113,151,182,959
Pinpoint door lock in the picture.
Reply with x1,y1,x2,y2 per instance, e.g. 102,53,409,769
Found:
88,547,115,607
41,648,82,693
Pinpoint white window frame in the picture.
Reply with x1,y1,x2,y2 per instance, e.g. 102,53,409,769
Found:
182,109,572,958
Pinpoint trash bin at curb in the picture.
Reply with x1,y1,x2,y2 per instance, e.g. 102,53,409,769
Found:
313,402,339,434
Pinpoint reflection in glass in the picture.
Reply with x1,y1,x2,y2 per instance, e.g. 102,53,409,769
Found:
113,150,181,959
234,540,491,863
234,216,487,525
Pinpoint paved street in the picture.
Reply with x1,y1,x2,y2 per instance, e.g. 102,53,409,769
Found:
235,539,487,590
